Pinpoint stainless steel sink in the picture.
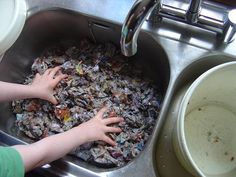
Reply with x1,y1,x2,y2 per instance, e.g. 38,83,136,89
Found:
155,54,236,177
0,7,170,177
0,0,236,177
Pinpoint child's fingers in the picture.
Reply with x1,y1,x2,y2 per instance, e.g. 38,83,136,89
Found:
103,117,124,125
52,74,67,86
49,66,61,77
44,68,53,75
48,96,58,105
57,70,63,75
103,136,116,146
95,107,108,119
35,73,41,78
105,127,122,133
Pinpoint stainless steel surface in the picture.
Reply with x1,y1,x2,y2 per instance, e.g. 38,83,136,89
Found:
155,54,236,177
186,0,202,23
223,9,236,43
161,4,185,19
158,1,227,33
122,0,232,56
120,0,160,56
0,7,169,177
160,0,228,31
0,54,3,62
0,0,236,177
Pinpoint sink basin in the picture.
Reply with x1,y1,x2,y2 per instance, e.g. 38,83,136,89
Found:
155,54,236,177
0,9,170,177
1,0,236,176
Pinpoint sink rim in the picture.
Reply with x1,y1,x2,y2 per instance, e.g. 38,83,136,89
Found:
0,8,171,177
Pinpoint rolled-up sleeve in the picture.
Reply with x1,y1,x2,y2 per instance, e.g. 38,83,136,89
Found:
0,147,24,177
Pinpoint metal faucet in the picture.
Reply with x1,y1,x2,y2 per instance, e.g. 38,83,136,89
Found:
120,0,160,57
223,9,236,43
121,0,236,57
186,0,202,23
120,0,203,57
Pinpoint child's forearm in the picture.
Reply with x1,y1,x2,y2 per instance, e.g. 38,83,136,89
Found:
13,125,88,172
0,81,36,101
12,107,122,172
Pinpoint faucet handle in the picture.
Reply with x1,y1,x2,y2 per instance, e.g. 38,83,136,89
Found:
186,0,202,23
223,9,236,43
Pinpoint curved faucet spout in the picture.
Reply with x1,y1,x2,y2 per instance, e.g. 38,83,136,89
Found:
120,0,160,57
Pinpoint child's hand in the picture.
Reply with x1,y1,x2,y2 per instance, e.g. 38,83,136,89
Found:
30,66,67,104
78,107,124,146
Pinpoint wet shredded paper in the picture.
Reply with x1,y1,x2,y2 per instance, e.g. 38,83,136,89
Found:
12,39,163,167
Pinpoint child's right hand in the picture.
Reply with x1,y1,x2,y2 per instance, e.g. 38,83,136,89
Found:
77,107,124,146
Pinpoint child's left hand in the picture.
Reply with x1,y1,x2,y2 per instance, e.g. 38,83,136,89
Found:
76,107,124,146
30,66,67,104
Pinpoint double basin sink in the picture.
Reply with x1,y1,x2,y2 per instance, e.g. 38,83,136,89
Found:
0,0,235,177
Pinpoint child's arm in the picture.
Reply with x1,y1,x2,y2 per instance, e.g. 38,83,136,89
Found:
0,66,67,104
13,107,123,172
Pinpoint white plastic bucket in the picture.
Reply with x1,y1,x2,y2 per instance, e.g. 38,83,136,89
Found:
0,0,26,55
173,61,236,177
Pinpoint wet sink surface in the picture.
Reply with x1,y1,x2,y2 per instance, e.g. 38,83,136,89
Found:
0,9,170,177
1,1,236,177
155,55,236,177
